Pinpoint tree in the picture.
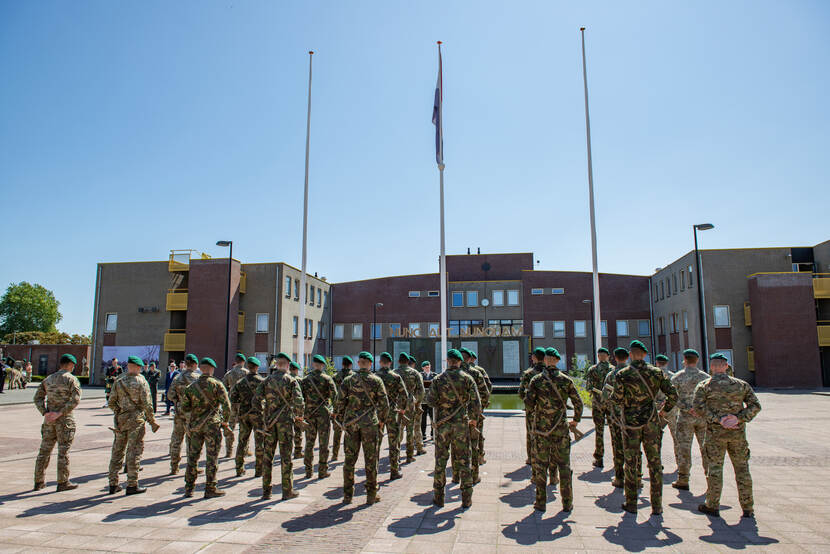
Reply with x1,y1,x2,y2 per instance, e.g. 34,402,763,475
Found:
0,282,62,336
1,331,90,345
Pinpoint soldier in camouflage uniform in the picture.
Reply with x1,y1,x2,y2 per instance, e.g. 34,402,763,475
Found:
694,353,761,518
108,356,160,495
230,357,265,477
221,353,248,458
426,349,481,508
602,347,634,488
104,358,121,407
585,347,614,468
33,354,82,491
331,356,355,461
289,362,305,458
612,341,677,515
397,353,425,462
408,354,428,454
167,353,201,474
526,347,583,512
254,353,305,500
670,349,710,490
375,352,408,480
301,354,338,479
466,350,491,463
334,351,390,505
519,348,547,466
456,349,488,484
179,357,232,498
654,354,679,450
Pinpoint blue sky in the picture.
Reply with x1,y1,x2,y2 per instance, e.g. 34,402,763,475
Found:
1,0,828,335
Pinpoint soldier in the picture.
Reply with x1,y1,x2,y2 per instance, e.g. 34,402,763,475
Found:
33,354,82,491
426,349,481,508
669,349,710,490
254,353,305,500
406,354,428,455
694,353,761,518
525,347,582,512
612,340,677,515
655,354,679,451
105,358,122,407
375,352,408,480
179,357,231,498
585,347,614,468
331,356,355,461
334,351,389,505
289,362,304,458
167,353,201,475
301,354,337,479
397,353,425,461
466,350,491,463
230,357,265,477
108,356,160,495
142,362,161,413
222,353,248,458
520,348,547,466
420,361,435,442
458,349,488,484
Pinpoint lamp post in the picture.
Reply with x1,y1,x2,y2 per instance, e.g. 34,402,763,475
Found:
582,299,595,361
372,302,383,370
693,224,714,369
216,240,233,371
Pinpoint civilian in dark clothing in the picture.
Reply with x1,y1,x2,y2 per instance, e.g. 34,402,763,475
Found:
420,361,435,440
163,361,180,415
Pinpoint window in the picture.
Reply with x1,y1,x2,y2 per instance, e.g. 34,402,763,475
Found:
601,320,608,337
428,322,440,337
552,288,565,295
292,316,299,336
553,320,566,338
372,323,382,339
333,324,344,340
352,323,362,339
305,284,309,304
713,305,731,327
654,285,659,302
389,323,401,337
680,271,686,290
427,290,439,297
666,278,671,298
306,319,314,338
507,290,520,306
105,313,118,332
408,291,421,298
256,313,269,333
660,281,664,299
319,322,327,339
409,323,421,337
492,290,504,306
638,320,650,336
574,320,587,338
531,288,544,295
616,320,629,337
688,265,694,287
658,317,664,335
466,291,479,307
683,311,689,331
319,291,324,307
532,321,545,338
556,350,566,370
284,276,292,297
672,274,678,294
308,285,314,305
294,279,299,300
669,314,676,333
254,352,268,369
451,291,464,307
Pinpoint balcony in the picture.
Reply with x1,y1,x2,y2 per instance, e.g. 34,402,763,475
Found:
814,277,830,299
166,290,188,311
238,312,245,333
819,324,830,347
164,330,186,351
169,250,192,272
240,272,247,294
744,302,751,326
746,346,755,372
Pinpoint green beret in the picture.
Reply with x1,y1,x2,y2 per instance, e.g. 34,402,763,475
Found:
379,352,392,362
185,353,199,364
613,347,629,357
421,361,430,368
655,354,669,362
683,349,700,358
459,347,472,357
399,352,410,362
235,353,246,361
447,349,463,361
200,357,217,368
358,351,373,362
289,361,301,371
60,354,77,365
127,355,145,366
468,350,477,359
629,340,648,353
710,353,728,361
533,347,546,358
407,354,417,363
246,356,261,367
342,356,354,366
275,352,291,361
312,354,327,365
544,347,561,359
597,347,609,355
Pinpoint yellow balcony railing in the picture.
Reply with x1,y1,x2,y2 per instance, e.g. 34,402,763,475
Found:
814,278,830,299
240,272,247,294
746,346,755,372
238,312,245,333
164,330,186,351
819,325,830,347
744,302,751,326
169,250,193,272
166,290,188,311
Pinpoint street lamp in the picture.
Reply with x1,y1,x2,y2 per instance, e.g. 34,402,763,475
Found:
216,240,233,372
582,299,595,360
693,224,714,369
372,302,383,370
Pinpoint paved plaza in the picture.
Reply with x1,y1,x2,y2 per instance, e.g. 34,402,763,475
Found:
0,389,828,552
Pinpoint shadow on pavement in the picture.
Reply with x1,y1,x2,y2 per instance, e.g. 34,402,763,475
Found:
102,496,200,521
17,492,114,517
191,497,273,524
282,499,368,532
500,482,538,508
698,515,779,547
501,511,573,545
504,464,531,482
601,512,682,551
388,502,463,537
578,466,613,483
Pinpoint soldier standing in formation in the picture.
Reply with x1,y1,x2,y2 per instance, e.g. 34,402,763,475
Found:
655,354,679,448
466,350,490,463
694,352,761,518
255,353,305,500
585,347,613,468
289,362,305,458
107,356,160,495
167,353,201,475
519,348,547,466
230,357,265,477
33,354,81,491
397,353,425,462
222,353,248,458
301,354,337,479
335,351,389,505
602,347,631,488
409,355,428,454
525,347,582,512
179,357,232,499
426,349,480,508
375,352,408,480
331,356,354,461
669,349,710,490
457,348,488,484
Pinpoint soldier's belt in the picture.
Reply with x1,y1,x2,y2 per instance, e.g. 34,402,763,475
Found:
434,405,463,427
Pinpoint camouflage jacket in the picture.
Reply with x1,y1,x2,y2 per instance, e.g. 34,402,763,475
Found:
525,367,583,433
34,369,81,418
472,364,493,393
585,361,614,404
426,367,481,425
167,369,200,411
396,365,425,407
333,368,354,393
692,373,761,430
611,360,677,427
376,367,408,412
254,371,304,428
671,366,710,414
109,373,156,429
656,365,677,402
179,375,231,431
335,368,389,428
230,373,264,419
222,365,248,402
461,362,490,407
301,369,337,417
519,363,545,401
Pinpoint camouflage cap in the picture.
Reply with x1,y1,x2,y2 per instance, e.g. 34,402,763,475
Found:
185,353,199,364
289,361,301,371
127,355,144,366
683,349,700,358
199,357,217,368
655,354,669,362
629,340,648,353
447,349,463,361
312,354,327,365
421,360,430,368
613,347,629,357
358,351,373,362
342,356,354,366
710,353,728,361
533,347,546,358
597,347,610,355
544,347,561,359
235,353,247,361
379,352,393,362
60,353,77,365
275,352,291,361
246,356,261,367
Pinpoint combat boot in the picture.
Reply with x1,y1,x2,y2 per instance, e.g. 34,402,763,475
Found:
343,493,352,504
184,487,194,498
108,484,122,494
561,502,573,513
204,486,226,499
319,470,331,479
416,448,426,455
698,503,720,517
461,490,472,509
390,471,402,481
433,491,444,507
33,482,45,491
671,479,689,491
56,482,78,492
534,501,546,512
169,465,179,476
282,490,299,501
254,469,262,478
126,486,147,495
742,510,755,519
262,488,272,500
236,468,246,477
304,468,313,479
611,478,624,488
225,447,233,459
621,502,637,514
366,492,381,505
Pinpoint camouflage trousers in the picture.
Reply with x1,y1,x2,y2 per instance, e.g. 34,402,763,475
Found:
304,411,332,475
663,406,678,445
702,425,753,511
223,408,237,456
609,418,641,483
332,422,344,459
293,421,303,455
592,403,609,463
452,422,480,482
435,419,472,498
262,422,295,494
169,414,188,470
379,414,402,473
524,409,533,462
414,405,424,450
185,424,222,489
34,417,76,485
344,424,380,498
674,412,707,482
235,414,264,474
532,428,572,509
477,412,485,458
403,406,418,458
622,421,662,509
108,422,146,487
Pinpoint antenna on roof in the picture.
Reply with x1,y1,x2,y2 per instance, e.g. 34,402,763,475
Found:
477,247,480,254
467,247,470,255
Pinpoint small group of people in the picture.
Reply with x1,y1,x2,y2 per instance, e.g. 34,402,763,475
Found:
103,358,161,412
1,357,31,392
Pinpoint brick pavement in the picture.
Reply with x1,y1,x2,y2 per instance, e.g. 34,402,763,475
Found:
0,390,828,552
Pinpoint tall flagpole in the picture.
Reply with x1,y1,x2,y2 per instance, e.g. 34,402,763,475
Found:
435,41,448,371
580,27,602,361
298,50,313,371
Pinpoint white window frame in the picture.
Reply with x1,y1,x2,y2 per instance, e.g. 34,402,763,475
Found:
466,290,479,307
292,316,299,336
507,290,520,306
553,320,566,338
333,324,345,340
683,311,689,331
616,320,629,337
255,313,269,333
352,323,363,340
532,321,545,338
372,323,382,339
713,305,731,328
574,320,587,338
427,290,440,297
294,279,300,300
638,319,650,336
319,291,324,307
319,322,326,339
284,276,292,297
552,287,565,295
408,291,421,298
451,291,464,307
105,313,118,332
531,288,544,296
492,290,504,306
600,320,608,337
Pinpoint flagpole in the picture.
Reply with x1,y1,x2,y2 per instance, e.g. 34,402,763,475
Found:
435,41,448,371
298,50,313,371
580,27,602,361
